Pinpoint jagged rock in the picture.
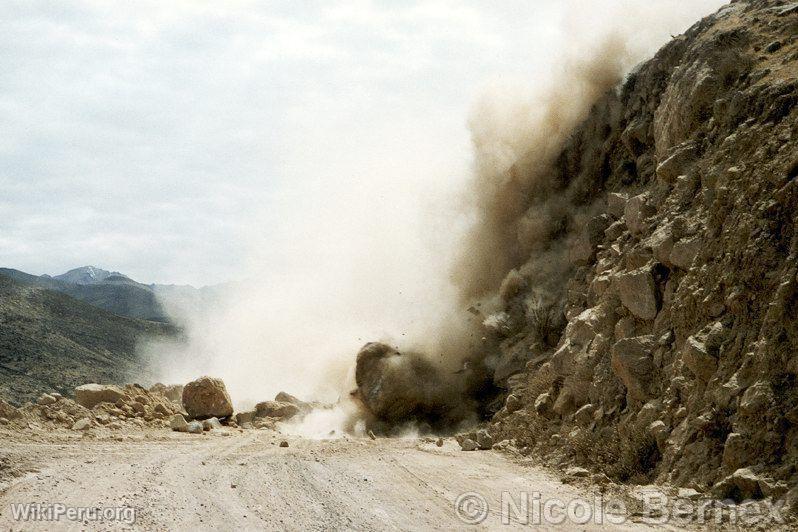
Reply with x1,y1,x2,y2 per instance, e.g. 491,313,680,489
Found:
611,336,657,401
75,384,125,409
682,335,717,382
459,438,478,451
255,401,301,420
186,421,204,434
656,142,698,183
202,417,223,431
739,381,774,417
235,410,256,425
715,468,763,501
72,418,92,431
624,194,655,235
182,376,234,420
670,237,702,270
615,267,658,320
607,193,628,219
476,429,494,450
170,414,189,432
722,432,747,470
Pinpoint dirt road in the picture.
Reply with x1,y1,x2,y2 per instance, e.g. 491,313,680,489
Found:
0,430,651,530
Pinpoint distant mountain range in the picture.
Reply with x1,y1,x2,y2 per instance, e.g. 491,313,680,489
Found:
0,266,223,404
0,272,180,404
0,266,222,324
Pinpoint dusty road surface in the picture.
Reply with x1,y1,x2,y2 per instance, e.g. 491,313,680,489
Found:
0,430,652,530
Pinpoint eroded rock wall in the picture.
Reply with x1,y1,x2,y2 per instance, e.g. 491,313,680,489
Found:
487,0,798,500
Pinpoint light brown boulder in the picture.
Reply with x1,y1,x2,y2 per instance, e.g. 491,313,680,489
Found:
182,376,234,420
670,237,702,270
615,267,658,320
75,384,125,409
254,401,300,420
170,414,189,432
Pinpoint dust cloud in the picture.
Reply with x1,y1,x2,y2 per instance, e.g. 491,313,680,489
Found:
144,0,726,430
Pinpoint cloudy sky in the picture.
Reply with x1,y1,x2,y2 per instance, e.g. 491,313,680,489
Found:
0,0,724,286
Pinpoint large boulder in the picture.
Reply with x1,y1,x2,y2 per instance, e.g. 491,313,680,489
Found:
355,342,457,425
182,376,234,420
74,384,125,409
611,336,658,401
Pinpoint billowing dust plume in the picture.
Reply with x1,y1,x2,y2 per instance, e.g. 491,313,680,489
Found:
144,0,727,434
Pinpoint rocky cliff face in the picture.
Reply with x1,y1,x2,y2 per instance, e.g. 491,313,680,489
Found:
484,0,798,505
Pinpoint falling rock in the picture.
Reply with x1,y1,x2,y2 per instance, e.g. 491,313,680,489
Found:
682,336,717,382
476,429,494,450
72,418,92,431
459,438,478,451
186,421,204,434
202,417,223,431
255,401,301,420
182,376,234,420
279,440,289,448
615,267,658,320
170,414,189,432
611,335,657,401
75,384,126,409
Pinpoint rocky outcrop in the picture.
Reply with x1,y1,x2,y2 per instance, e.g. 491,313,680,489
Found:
181,377,234,420
479,0,798,511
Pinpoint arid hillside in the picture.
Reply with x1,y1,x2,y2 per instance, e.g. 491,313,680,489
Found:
471,0,798,505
